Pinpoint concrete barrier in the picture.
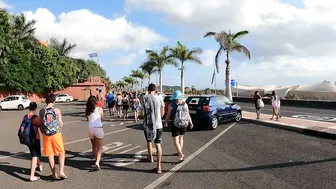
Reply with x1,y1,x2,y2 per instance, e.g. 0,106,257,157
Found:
233,97,336,110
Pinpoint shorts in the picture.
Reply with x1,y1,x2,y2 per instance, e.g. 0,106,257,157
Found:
144,129,163,144
108,102,115,109
88,127,104,139
28,139,41,157
43,133,65,156
116,105,122,110
171,125,186,137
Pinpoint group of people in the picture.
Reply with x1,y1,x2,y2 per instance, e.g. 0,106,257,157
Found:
253,90,281,120
19,83,194,182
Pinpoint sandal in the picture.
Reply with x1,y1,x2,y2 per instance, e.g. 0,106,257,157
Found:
38,164,43,172
95,164,101,171
153,168,162,174
30,176,40,182
59,174,68,179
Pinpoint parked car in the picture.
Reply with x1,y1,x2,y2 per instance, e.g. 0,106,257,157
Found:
55,94,73,103
0,95,31,111
186,95,242,130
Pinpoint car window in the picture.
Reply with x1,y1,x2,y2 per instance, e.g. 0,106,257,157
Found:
3,97,10,101
22,96,28,100
223,96,234,105
213,97,225,105
14,97,19,100
186,97,210,106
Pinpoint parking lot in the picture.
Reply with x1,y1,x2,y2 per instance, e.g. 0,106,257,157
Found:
0,102,335,189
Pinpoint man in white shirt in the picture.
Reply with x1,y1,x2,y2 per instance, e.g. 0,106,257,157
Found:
141,83,165,174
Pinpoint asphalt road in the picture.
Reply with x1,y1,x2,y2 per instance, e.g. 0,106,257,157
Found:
239,102,336,122
0,102,335,189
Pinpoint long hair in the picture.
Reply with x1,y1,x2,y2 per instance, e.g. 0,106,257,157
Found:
85,96,97,116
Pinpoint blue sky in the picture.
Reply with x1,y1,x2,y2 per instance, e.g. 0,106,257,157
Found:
3,0,336,89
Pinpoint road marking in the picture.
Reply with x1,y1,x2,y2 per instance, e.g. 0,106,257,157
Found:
292,115,336,122
0,125,141,160
144,123,236,189
63,120,82,124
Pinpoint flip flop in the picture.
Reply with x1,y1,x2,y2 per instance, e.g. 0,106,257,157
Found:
30,177,40,182
59,175,68,179
95,164,101,171
153,168,162,174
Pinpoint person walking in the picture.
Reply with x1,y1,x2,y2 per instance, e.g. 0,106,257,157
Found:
164,90,193,163
132,95,141,123
116,93,123,118
39,94,67,180
270,91,280,121
85,96,104,170
253,91,263,119
18,102,43,182
122,93,130,122
106,91,115,116
141,84,165,174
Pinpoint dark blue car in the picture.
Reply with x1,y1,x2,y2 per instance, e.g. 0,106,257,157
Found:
186,95,242,129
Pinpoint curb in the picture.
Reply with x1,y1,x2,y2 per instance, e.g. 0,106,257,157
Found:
242,118,336,140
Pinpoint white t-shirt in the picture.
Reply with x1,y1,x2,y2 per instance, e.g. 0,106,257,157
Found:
142,94,164,129
88,107,103,127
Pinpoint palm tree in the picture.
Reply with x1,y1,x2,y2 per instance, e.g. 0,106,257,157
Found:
204,30,251,100
170,41,203,94
191,85,196,94
140,60,156,85
145,46,178,93
49,38,76,56
115,81,126,91
123,76,136,91
11,13,37,42
131,69,147,93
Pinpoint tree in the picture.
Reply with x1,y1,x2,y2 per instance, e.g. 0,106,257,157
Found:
49,38,76,56
12,13,37,42
140,60,156,85
131,69,147,93
204,30,251,100
115,81,127,91
123,76,136,91
170,41,203,94
145,46,178,93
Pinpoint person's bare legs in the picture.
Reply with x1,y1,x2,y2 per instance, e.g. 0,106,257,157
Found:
173,136,184,161
59,152,66,177
271,107,275,120
155,143,162,173
90,139,96,160
146,142,154,162
48,155,57,178
30,157,39,181
134,111,138,122
94,138,103,169
179,135,184,151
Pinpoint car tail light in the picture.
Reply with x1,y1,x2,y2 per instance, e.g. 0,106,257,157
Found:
203,105,210,112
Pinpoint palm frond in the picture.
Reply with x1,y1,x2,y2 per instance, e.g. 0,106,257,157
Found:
233,44,251,59
203,32,216,38
215,46,224,73
233,30,249,39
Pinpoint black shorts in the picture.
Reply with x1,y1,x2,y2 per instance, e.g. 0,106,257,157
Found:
108,102,115,108
171,125,186,137
28,139,41,157
144,129,163,144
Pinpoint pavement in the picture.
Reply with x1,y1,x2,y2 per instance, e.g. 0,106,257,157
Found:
239,102,336,123
0,102,335,189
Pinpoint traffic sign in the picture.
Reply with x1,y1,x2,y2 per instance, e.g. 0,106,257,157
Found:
231,79,235,87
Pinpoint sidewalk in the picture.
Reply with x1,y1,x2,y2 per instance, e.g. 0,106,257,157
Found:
242,111,336,139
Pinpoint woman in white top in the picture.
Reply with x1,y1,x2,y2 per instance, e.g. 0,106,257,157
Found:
85,96,104,170
270,91,280,121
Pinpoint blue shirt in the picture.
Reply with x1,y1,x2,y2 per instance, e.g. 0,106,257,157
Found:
107,94,114,104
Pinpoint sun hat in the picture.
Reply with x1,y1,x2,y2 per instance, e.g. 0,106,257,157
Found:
171,90,183,100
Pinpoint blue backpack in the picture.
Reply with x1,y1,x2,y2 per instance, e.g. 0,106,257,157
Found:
18,115,38,146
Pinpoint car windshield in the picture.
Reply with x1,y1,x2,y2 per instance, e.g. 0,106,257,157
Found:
186,97,210,106
22,96,28,100
223,96,234,105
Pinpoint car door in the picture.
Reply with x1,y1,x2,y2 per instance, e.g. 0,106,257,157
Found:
11,97,20,109
223,96,235,119
1,97,11,109
56,95,63,102
214,97,229,122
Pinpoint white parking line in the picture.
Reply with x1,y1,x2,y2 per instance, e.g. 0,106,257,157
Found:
0,124,141,160
144,123,236,189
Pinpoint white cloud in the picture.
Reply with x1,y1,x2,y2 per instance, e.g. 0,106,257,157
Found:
0,0,12,9
200,49,216,67
111,52,139,65
24,8,166,60
126,0,336,86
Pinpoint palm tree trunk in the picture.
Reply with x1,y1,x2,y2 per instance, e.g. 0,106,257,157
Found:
141,79,143,93
225,52,232,100
148,74,151,85
181,61,185,94
159,71,163,93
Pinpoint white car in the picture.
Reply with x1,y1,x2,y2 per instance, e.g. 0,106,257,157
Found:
55,94,73,103
0,95,31,111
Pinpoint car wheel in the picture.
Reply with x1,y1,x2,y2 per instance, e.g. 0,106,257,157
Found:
210,116,218,130
66,99,70,103
235,111,242,122
18,104,24,111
